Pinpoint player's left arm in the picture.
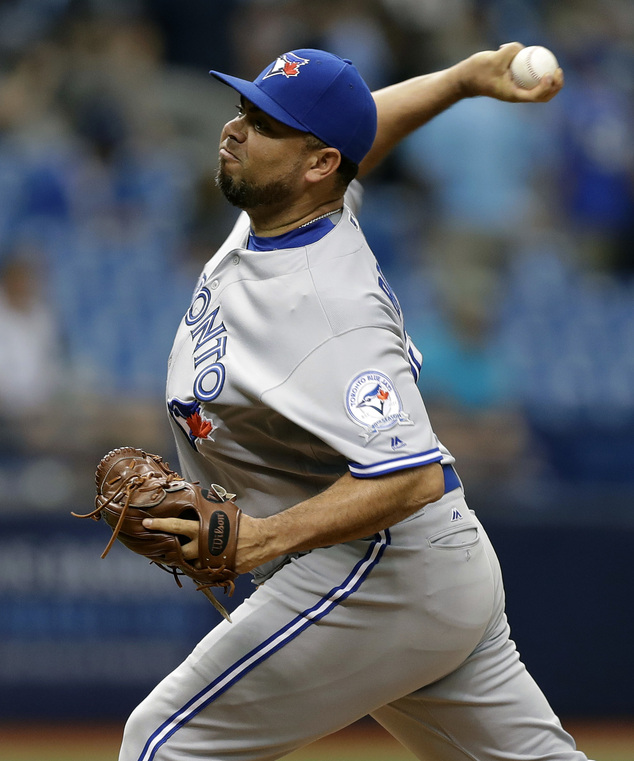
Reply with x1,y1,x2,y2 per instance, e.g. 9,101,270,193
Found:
359,41,563,177
144,461,445,574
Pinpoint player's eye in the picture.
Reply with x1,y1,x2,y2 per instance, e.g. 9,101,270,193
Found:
234,104,269,134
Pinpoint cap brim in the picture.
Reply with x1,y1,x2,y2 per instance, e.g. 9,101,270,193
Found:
209,71,309,134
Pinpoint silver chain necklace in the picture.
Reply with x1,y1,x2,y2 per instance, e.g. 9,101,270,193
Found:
298,208,343,228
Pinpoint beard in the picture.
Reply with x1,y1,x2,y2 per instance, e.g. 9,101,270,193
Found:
215,164,298,210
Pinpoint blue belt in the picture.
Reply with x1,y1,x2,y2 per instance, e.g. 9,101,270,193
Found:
443,463,461,494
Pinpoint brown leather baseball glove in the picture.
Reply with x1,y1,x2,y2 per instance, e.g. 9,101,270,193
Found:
73,447,241,620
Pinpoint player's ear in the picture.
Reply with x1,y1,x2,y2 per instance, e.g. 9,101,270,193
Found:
304,147,341,184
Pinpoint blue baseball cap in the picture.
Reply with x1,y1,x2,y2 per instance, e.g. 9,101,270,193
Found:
210,49,377,165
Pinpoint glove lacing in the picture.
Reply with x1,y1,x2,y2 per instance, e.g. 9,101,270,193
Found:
72,469,181,560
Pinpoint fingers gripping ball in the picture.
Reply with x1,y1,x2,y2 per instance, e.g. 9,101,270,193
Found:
511,46,559,89
73,447,241,620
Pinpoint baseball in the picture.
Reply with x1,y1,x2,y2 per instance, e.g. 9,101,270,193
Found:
510,45,559,89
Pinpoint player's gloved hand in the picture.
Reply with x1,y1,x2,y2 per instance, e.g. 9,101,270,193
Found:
73,447,241,620
457,42,564,103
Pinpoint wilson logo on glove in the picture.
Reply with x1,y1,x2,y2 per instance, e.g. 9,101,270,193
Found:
209,510,232,556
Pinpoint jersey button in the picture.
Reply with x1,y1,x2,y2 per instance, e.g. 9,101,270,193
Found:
232,255,240,265
210,279,220,290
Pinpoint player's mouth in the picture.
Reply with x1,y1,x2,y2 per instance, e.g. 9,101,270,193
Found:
219,146,240,163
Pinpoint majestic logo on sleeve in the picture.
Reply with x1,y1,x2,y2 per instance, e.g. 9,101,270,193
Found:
168,397,216,449
263,52,309,79
345,371,413,443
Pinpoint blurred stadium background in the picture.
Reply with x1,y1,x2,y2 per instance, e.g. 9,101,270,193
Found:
0,0,632,757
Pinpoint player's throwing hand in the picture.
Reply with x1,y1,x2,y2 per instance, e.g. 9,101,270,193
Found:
458,41,564,103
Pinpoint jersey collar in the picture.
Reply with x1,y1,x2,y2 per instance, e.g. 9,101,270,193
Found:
247,213,340,251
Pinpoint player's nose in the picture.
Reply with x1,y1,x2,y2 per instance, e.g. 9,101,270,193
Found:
222,114,247,143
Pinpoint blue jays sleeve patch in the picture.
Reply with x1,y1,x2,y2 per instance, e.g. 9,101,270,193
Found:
345,370,414,444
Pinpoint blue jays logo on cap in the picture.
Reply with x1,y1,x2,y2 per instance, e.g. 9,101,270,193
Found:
345,370,414,444
263,53,309,80
168,397,215,450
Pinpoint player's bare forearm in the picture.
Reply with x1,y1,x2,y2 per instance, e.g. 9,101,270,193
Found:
235,462,445,573
359,42,563,177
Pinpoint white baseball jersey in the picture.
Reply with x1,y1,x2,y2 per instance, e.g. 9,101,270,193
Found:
166,182,453,582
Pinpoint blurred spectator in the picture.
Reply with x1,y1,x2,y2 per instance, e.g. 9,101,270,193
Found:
0,0,71,60
414,294,512,411
0,247,66,451
556,54,634,274
546,0,634,275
